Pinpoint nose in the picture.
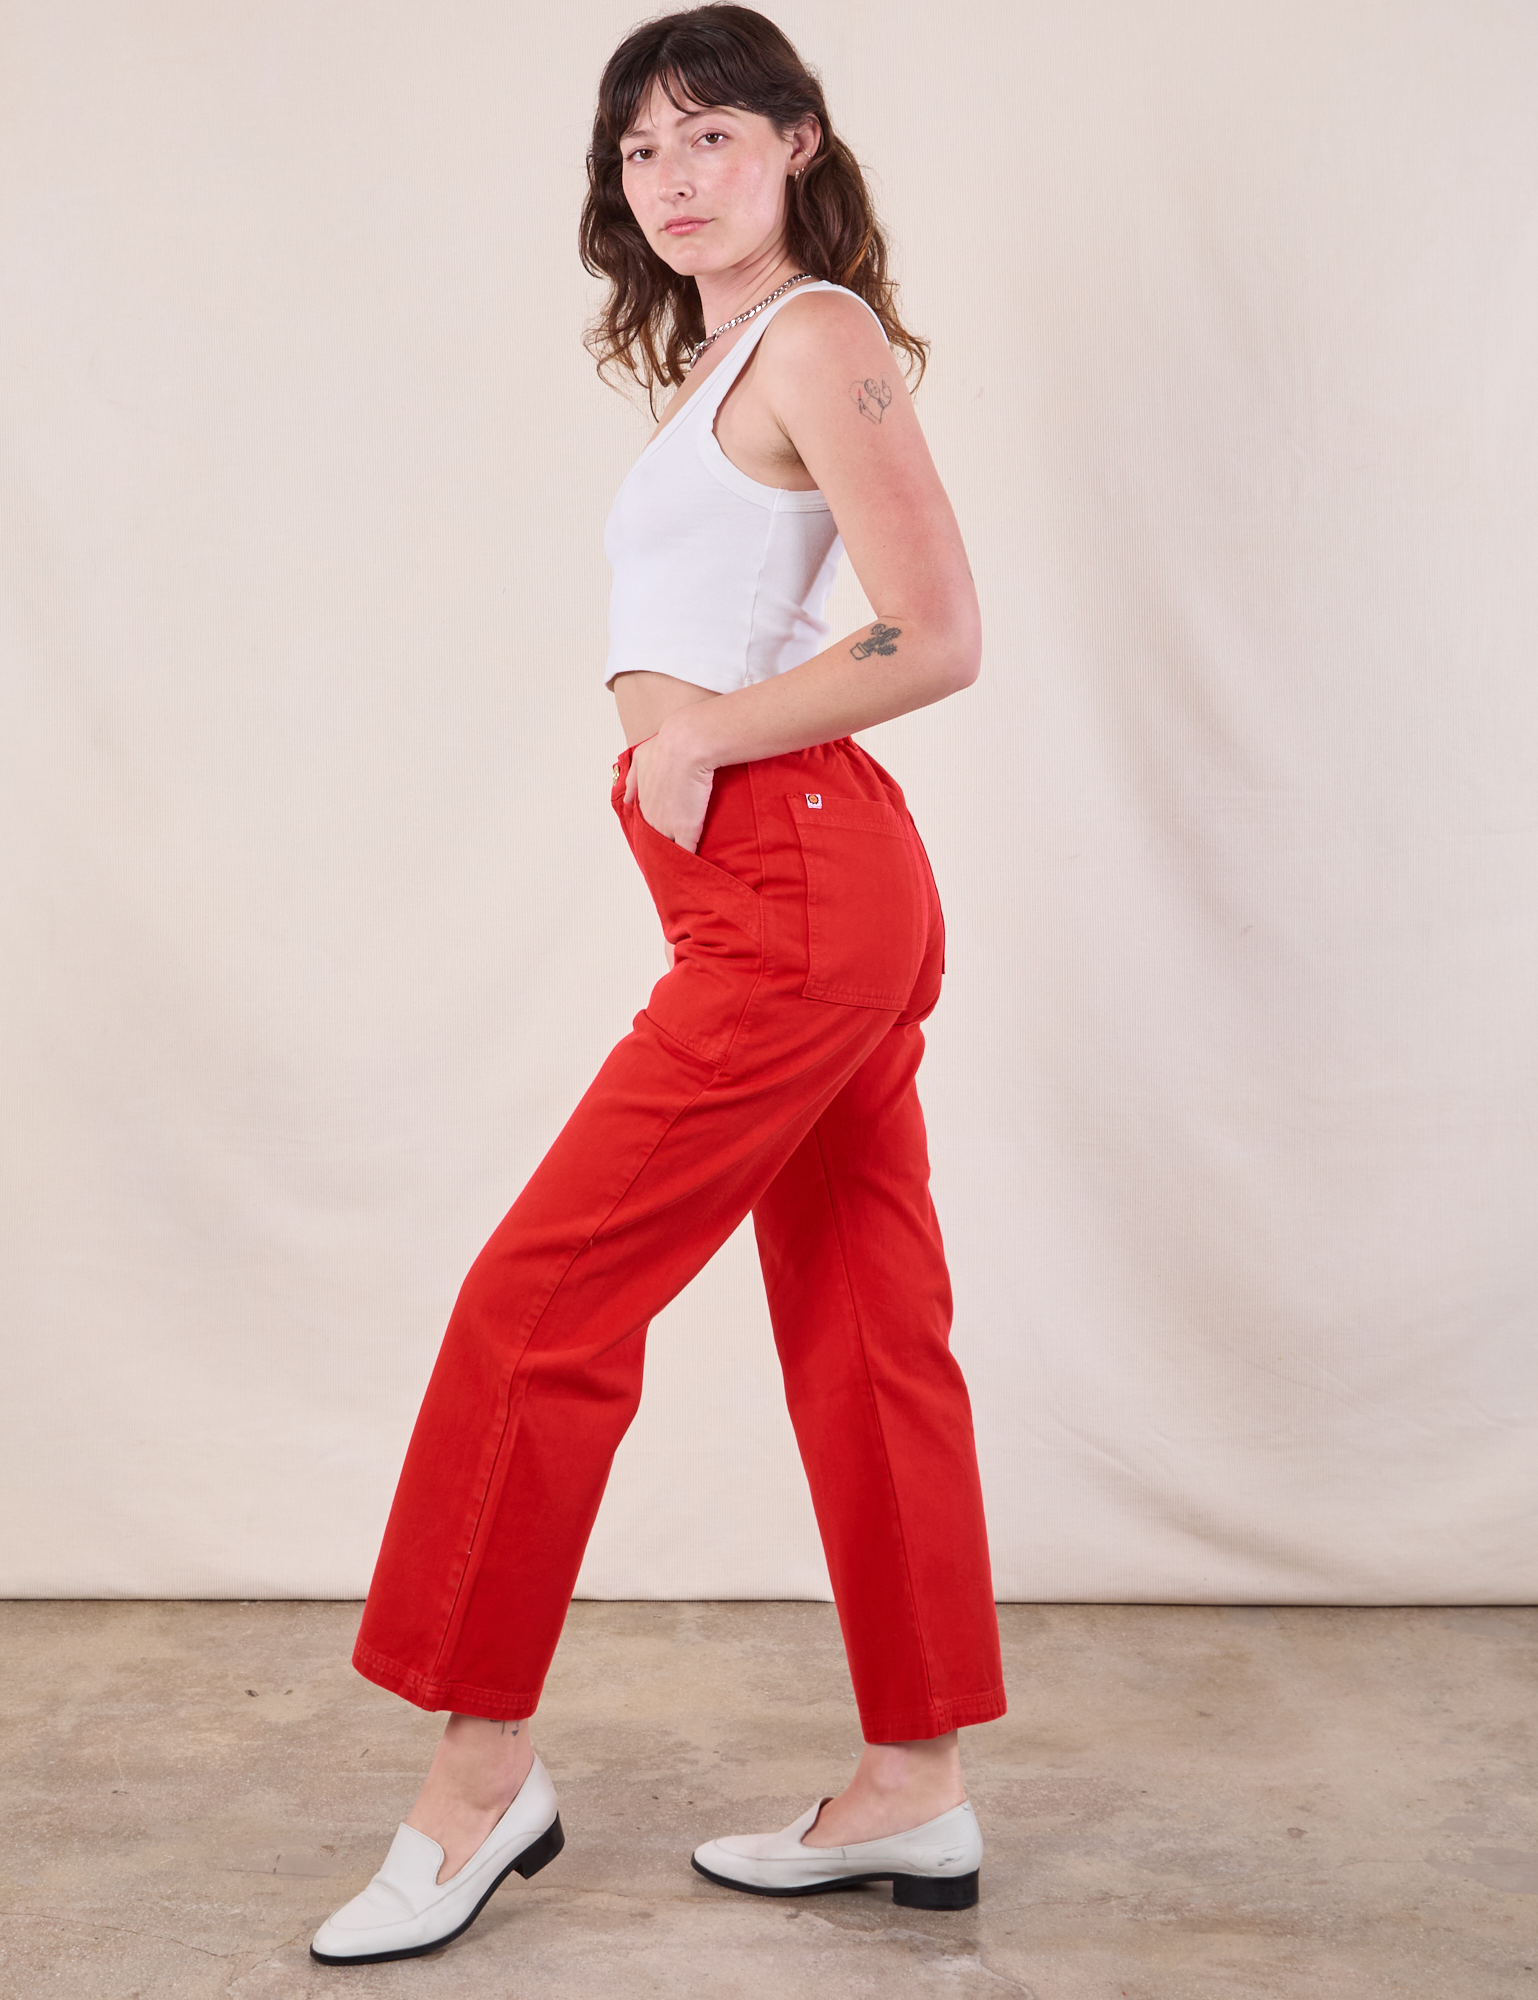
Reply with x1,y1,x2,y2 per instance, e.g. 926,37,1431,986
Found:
659,149,694,199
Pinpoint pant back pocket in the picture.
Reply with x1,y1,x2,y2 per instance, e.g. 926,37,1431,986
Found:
787,791,927,1009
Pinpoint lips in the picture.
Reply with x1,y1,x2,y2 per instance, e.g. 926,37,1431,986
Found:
664,218,708,234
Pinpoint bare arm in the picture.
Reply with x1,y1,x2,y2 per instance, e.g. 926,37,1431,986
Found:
625,293,981,846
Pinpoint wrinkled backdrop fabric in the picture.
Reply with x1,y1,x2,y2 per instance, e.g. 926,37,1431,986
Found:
3,0,1535,1601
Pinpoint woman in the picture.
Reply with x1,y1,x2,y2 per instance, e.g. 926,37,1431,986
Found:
312,4,1005,1966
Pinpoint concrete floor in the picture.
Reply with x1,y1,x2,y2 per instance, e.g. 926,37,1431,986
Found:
0,1602,1534,1998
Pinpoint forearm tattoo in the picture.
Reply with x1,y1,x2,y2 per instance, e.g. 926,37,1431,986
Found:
850,621,901,659
850,376,893,424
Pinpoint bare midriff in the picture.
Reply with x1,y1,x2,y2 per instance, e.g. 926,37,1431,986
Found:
613,669,720,751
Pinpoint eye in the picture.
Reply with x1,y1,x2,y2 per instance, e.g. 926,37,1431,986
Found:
697,130,727,145
625,146,653,163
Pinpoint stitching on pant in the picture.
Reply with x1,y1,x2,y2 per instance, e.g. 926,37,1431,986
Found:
427,1058,724,1680
808,1111,942,1722
859,1687,1009,1740
351,1640,544,1721
708,955,767,1077
641,1010,733,1069
744,759,786,988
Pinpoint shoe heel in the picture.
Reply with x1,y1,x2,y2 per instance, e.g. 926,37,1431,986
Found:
513,1814,565,1880
891,1868,979,1911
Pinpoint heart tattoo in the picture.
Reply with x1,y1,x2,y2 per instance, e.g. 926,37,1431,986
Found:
851,376,893,424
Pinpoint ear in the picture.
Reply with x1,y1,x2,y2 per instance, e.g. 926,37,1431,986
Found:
788,114,821,172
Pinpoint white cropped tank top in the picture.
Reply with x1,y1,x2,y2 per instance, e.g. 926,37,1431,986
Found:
602,279,888,694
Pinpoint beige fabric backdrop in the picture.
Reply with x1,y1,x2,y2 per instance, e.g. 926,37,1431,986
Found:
3,0,1536,1602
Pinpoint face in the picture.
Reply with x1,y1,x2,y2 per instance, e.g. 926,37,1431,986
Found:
619,79,819,279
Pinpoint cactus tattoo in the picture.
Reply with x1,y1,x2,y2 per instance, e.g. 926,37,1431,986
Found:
851,622,901,659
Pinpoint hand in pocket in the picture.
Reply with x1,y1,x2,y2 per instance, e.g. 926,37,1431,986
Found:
624,732,716,853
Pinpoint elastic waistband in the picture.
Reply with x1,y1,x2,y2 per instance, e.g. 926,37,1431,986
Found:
611,733,858,782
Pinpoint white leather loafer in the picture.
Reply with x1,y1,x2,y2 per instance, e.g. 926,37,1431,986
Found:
692,1797,982,1909
310,1754,563,1965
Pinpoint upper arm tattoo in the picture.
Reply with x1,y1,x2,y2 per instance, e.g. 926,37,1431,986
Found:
850,376,893,425
850,621,901,659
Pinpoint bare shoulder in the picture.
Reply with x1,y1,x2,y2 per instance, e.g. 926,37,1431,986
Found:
757,288,912,436
760,289,890,379
766,286,888,350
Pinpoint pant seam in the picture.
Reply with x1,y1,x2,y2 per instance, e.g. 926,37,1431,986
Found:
427,1056,725,1680
353,1640,543,1720
809,1109,942,1729
858,1685,1009,1741
706,767,771,1066
641,1007,740,1068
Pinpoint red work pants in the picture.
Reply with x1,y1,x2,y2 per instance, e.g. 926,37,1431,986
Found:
353,735,1005,1743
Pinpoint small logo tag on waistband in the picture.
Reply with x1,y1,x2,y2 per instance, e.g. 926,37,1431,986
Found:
805,792,822,808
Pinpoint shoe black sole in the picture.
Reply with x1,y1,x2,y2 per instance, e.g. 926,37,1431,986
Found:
691,1855,979,1910
309,1812,565,1965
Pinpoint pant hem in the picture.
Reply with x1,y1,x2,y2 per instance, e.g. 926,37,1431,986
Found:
352,1638,540,1721
856,1685,1009,1742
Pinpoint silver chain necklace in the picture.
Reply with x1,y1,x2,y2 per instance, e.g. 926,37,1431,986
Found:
682,271,818,370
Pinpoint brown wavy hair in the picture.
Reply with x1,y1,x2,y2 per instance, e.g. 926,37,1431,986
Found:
580,4,927,411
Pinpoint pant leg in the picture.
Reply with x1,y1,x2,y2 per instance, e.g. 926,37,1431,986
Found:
353,737,931,1718
752,1015,1007,1743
